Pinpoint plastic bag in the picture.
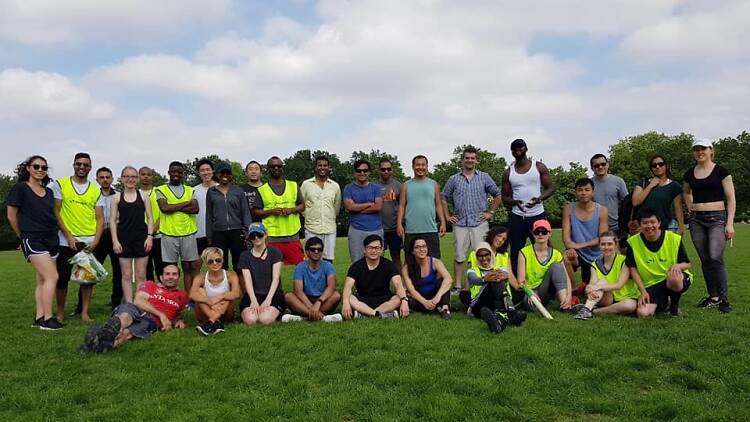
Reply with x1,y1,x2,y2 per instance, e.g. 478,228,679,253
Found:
69,250,109,285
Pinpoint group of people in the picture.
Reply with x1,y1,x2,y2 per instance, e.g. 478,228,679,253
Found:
5,138,736,352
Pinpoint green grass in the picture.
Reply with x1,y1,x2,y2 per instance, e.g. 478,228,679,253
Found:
2,228,750,421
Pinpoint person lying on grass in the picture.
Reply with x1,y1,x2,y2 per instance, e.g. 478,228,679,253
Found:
573,231,639,320
80,264,188,353
627,208,692,318
238,223,286,326
516,219,573,312
467,242,526,334
401,236,453,320
191,247,242,335
282,236,343,323
342,234,409,320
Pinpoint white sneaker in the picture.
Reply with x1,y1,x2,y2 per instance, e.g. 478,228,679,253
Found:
353,310,362,319
322,313,343,323
281,314,304,323
378,310,399,319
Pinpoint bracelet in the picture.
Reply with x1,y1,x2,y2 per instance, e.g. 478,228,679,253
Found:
400,296,409,302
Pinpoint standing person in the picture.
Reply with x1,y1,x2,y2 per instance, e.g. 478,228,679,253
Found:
590,154,629,235
194,159,216,255
396,155,446,258
253,156,305,265
344,160,384,262
6,155,62,330
501,139,555,272
562,178,608,287
206,162,252,271
155,161,201,293
190,247,242,335
441,146,502,294
52,152,105,322
238,223,285,326
631,155,684,234
377,158,403,270
241,160,263,223
628,209,692,317
400,237,453,319
91,167,123,309
139,166,163,282
283,237,342,322
110,166,154,303
683,139,736,313
300,155,341,262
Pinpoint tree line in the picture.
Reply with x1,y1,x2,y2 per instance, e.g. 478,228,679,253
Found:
1,131,747,249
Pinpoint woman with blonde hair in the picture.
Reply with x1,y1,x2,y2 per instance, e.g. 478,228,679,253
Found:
190,247,241,335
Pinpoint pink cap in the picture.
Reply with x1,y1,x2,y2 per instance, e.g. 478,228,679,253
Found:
532,219,552,231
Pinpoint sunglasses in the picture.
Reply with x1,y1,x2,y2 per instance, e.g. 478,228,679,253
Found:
31,164,49,171
206,257,223,265
355,168,370,174
651,162,666,169
248,233,265,240
592,162,607,169
74,162,91,168
533,229,550,236
379,167,392,172
307,247,323,253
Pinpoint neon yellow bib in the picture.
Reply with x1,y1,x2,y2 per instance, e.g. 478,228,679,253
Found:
259,180,301,237
593,254,639,301
627,232,692,288
467,250,511,299
58,176,100,237
155,184,196,237
521,244,563,290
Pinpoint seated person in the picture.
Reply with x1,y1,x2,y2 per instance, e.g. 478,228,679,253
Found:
574,231,639,320
627,208,692,317
190,247,242,335
80,264,188,353
342,234,410,320
238,223,286,325
464,226,520,306
517,219,573,311
401,236,453,319
283,237,342,323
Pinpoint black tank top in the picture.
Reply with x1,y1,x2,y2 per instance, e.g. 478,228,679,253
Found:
117,191,147,242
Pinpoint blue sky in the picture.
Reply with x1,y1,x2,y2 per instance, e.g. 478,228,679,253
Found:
1,0,748,177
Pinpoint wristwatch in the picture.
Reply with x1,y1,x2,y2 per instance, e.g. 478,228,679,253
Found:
400,296,409,302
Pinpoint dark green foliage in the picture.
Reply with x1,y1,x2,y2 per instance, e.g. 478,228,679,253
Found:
715,131,750,220
608,131,695,187
544,162,589,226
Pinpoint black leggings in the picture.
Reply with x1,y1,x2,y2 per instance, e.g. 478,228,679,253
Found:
211,229,246,271
409,290,450,313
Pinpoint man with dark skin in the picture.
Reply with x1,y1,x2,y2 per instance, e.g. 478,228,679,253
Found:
206,162,251,271
501,139,555,273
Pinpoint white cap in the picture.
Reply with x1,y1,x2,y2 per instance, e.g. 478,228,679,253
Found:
693,138,713,148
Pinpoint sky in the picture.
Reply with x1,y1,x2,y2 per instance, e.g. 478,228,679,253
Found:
1,0,748,177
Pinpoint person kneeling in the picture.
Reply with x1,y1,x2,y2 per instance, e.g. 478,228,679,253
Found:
283,237,342,323
574,232,639,320
80,264,188,353
401,236,453,320
191,247,242,335
342,234,409,320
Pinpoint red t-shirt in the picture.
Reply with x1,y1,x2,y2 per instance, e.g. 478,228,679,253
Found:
139,281,189,328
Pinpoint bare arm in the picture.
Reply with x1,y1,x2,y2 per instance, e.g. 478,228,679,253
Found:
343,198,373,212
673,194,685,235
723,176,736,239
341,276,356,319
391,274,410,317
6,206,20,236
400,265,427,305
319,273,338,303
396,183,407,237
134,290,173,330
54,199,76,247
434,182,446,236
293,279,314,310
562,206,574,249
501,168,519,208
189,273,209,304
241,268,258,306
92,206,104,250
516,253,527,286
224,271,242,301
682,181,693,212
536,162,555,202
181,199,199,214
263,261,283,302
432,259,453,300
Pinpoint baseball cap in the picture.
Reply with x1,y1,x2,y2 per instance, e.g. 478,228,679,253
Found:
216,162,232,173
247,223,266,235
510,138,527,149
532,219,552,232
692,138,713,148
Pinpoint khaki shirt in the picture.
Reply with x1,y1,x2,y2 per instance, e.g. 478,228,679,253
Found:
300,177,341,234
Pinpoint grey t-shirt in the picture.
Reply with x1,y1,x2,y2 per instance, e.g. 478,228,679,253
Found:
378,179,401,231
591,174,628,231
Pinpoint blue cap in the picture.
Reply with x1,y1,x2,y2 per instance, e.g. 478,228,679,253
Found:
247,223,266,235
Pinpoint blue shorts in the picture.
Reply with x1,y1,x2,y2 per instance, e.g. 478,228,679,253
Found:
112,303,158,339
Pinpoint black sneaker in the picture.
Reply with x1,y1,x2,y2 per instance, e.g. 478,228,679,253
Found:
719,300,732,314
39,318,64,331
480,307,503,334
96,317,121,351
574,306,594,320
196,323,213,336
80,323,103,353
213,321,225,334
507,309,527,326
32,317,43,328
440,308,452,320
697,297,720,308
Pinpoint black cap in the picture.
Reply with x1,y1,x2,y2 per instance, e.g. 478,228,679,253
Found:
216,162,232,173
510,138,527,149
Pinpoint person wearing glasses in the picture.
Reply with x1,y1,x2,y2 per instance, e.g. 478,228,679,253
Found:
631,155,684,234
51,152,106,323
253,156,305,265
6,156,63,330
400,236,453,320
344,159,384,262
377,158,403,270
516,219,573,311
282,237,342,322
190,247,242,335
590,154,629,237
300,155,341,262
683,138,736,313
238,223,286,325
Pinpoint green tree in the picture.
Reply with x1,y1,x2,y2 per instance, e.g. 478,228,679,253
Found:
544,162,589,226
181,155,246,186
349,150,406,183
608,132,695,187
0,174,18,248
715,131,750,220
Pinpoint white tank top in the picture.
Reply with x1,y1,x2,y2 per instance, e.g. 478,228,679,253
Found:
204,270,230,298
509,160,544,217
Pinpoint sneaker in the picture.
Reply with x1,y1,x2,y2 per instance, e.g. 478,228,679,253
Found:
97,316,121,351
322,313,343,323
450,287,462,296
353,310,362,319
697,297,720,308
32,317,43,328
213,321,225,333
281,314,304,323
570,303,586,313
80,323,103,353
378,310,399,320
440,308,452,320
574,306,594,320
186,302,195,312
196,323,213,336
507,309,527,326
39,318,64,331
480,307,503,334
719,300,732,314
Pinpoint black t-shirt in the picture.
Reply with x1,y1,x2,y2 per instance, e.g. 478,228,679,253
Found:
237,247,283,296
346,257,398,298
5,182,58,236
683,165,730,204
626,231,690,267
241,184,260,222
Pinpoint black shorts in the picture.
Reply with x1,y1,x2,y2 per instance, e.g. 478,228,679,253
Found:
196,237,209,255
383,230,402,256
357,294,394,309
646,273,692,311
119,240,148,258
573,258,592,284
20,232,59,261
240,290,286,313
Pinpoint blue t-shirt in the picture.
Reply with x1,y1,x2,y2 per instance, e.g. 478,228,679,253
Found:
293,260,336,297
343,182,383,231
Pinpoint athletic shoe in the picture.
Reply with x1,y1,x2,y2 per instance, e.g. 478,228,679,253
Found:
507,309,527,326
440,308,452,320
570,303,585,313
32,317,43,328
697,297,720,308
281,314,304,323
322,313,343,323
80,323,103,353
213,321,225,333
480,307,503,334
186,302,194,312
378,310,399,320
574,306,594,320
196,323,213,336
39,318,64,331
450,287,462,296
97,316,121,351
353,310,362,319
719,300,732,314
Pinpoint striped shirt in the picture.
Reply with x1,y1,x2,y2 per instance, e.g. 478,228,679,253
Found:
441,170,500,227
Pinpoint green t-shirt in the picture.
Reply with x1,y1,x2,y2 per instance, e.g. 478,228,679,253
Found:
639,179,681,229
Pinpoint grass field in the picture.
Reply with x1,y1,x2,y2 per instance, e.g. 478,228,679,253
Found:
1,228,749,421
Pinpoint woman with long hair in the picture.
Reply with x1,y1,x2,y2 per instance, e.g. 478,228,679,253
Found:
110,166,154,303
191,247,242,335
632,155,684,234
401,236,453,319
683,139,736,313
6,156,62,330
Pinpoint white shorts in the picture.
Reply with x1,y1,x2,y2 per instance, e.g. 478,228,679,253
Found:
453,222,489,262
304,230,336,261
